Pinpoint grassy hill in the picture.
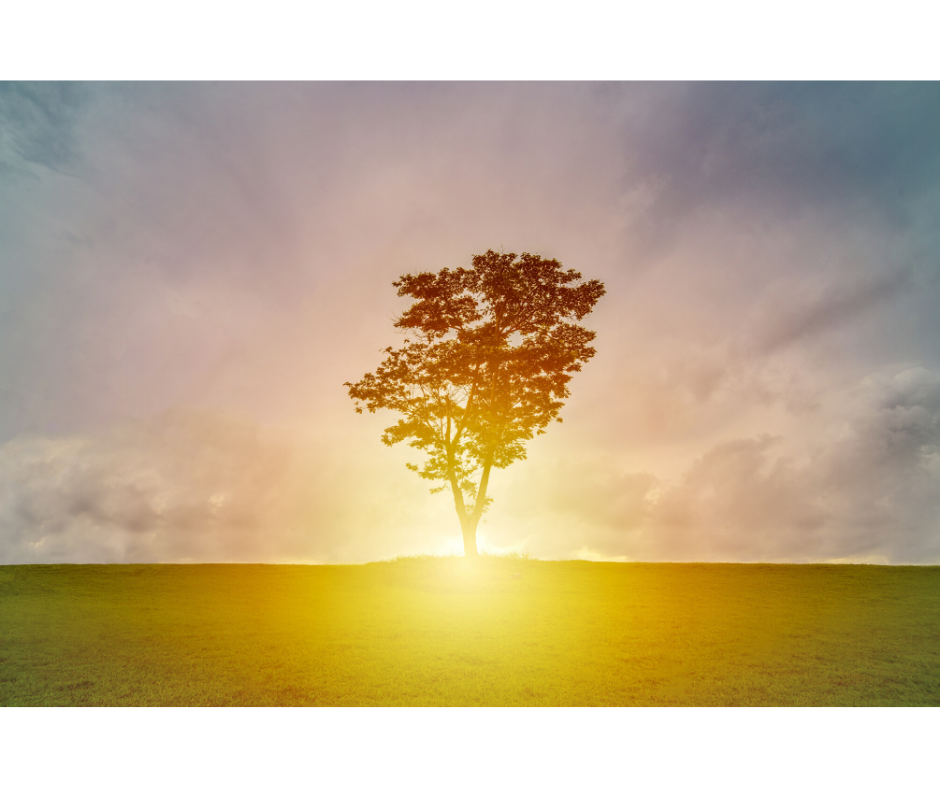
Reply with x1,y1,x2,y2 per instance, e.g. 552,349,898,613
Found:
1,557,938,705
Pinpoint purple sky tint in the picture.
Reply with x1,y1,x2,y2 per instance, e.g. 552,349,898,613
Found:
2,82,939,564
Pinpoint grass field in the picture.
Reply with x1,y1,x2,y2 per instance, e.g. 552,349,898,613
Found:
1,557,939,706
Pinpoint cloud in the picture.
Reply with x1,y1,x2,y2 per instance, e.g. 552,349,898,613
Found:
748,266,911,355
0,408,414,564
616,82,940,241
2,370,938,566
493,368,940,564
651,368,940,563
0,409,291,563
0,406,513,565
2,83,940,563
647,435,825,561
0,82,88,174
494,455,657,559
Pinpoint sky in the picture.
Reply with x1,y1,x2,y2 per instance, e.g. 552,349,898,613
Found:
1,81,939,565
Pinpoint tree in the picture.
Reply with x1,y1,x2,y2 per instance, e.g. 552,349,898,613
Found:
345,250,605,556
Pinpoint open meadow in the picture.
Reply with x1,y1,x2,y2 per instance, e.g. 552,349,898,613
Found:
1,558,939,706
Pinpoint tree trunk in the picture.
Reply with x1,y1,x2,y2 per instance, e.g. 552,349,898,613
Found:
447,458,492,558
447,468,476,557
461,523,478,557
461,459,492,558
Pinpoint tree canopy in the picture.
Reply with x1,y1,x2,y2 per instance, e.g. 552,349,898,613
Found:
345,250,605,556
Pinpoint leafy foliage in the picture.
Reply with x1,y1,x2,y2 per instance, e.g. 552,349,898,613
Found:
345,250,605,553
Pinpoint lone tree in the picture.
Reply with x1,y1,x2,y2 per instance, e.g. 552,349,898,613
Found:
345,250,605,556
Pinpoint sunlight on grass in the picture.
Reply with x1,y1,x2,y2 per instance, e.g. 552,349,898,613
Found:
2,559,939,706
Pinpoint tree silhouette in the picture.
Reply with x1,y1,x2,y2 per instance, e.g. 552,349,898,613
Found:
346,250,605,556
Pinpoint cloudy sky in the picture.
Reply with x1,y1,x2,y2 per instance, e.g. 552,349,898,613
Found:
1,82,939,565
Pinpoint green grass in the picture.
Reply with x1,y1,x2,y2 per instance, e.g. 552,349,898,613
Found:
1,558,939,706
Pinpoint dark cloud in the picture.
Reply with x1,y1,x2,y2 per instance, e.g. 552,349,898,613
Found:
0,82,89,174
749,266,911,355
615,83,940,239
